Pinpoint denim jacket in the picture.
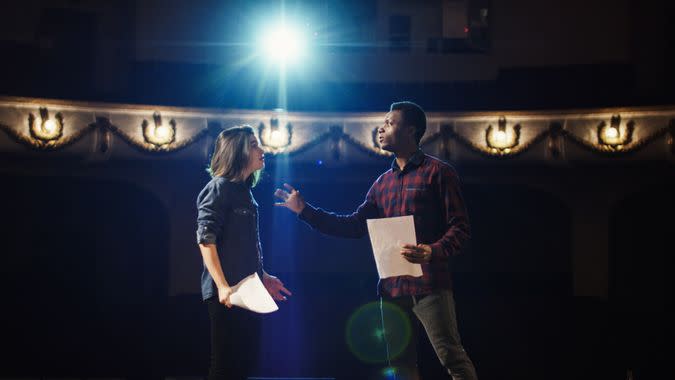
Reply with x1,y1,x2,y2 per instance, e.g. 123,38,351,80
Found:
196,177,263,300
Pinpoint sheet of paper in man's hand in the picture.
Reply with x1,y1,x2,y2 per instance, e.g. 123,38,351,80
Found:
228,272,278,314
366,215,423,279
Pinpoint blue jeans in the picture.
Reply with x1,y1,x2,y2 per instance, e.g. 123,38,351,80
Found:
381,290,478,380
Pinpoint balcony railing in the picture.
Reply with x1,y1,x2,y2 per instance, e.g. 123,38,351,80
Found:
1,96,673,164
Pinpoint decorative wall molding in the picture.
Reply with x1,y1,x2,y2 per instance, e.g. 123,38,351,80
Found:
1,96,674,164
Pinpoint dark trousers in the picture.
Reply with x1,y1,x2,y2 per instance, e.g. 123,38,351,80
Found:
381,290,478,380
206,297,260,380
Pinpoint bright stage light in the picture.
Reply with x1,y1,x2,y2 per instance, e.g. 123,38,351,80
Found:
260,23,306,64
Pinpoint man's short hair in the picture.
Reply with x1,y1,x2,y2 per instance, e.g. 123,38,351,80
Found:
390,101,427,145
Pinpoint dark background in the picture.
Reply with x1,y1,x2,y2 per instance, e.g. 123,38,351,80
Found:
1,1,674,379
1,162,672,379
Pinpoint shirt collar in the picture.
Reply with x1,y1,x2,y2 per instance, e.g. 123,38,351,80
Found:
391,149,425,173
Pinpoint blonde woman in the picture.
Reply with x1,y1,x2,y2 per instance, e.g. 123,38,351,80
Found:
196,126,291,380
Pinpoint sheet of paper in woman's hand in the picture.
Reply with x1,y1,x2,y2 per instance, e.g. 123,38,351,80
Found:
366,215,423,279
229,272,279,313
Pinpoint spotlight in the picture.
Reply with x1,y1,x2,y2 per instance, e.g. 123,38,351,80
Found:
260,23,306,64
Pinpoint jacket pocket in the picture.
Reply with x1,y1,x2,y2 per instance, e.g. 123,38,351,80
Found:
233,207,255,216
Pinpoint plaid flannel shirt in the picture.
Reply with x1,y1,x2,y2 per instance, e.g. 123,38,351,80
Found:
299,150,470,297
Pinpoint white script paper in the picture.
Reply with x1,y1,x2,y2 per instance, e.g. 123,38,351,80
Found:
229,272,279,314
366,215,423,279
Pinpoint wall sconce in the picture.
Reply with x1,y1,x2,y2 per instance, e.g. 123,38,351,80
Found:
259,110,292,151
597,115,634,151
485,116,521,154
29,107,64,143
142,112,176,147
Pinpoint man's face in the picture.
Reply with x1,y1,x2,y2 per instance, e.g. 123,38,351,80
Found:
378,110,408,152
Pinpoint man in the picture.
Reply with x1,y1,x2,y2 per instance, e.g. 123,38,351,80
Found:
274,101,478,380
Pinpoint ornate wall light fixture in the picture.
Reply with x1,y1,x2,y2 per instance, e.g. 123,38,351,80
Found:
597,115,634,151
485,116,521,155
259,110,292,152
142,112,176,147
28,107,64,143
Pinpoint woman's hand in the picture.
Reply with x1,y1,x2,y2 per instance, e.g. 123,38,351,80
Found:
274,183,306,214
262,272,292,301
217,285,233,308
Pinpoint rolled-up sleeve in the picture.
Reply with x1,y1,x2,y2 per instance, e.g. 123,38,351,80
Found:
298,182,379,239
196,180,228,245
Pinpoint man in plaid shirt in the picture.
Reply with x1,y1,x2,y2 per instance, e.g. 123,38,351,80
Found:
275,101,478,380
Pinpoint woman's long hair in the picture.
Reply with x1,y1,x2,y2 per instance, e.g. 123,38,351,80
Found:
207,125,261,187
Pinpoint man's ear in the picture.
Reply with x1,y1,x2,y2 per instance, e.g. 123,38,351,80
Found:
406,124,417,140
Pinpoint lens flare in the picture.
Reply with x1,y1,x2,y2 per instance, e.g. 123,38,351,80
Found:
346,301,412,364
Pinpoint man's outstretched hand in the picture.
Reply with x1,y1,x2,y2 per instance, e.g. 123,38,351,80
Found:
274,183,306,214
262,272,292,301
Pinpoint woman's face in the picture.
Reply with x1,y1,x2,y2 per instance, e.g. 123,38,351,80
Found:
244,134,265,175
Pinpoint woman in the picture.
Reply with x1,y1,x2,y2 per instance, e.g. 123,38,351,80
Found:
196,125,291,380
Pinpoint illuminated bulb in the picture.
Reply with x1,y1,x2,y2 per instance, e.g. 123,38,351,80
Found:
270,129,284,145
43,119,57,134
605,127,619,139
493,130,507,144
155,125,170,141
